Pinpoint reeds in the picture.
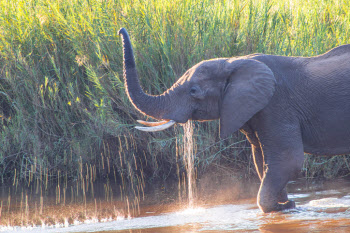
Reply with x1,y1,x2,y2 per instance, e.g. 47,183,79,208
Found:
0,1,350,225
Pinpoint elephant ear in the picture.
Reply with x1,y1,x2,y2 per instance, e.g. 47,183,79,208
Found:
220,59,276,139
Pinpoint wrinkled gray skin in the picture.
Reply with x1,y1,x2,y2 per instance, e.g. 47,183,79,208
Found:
119,28,350,213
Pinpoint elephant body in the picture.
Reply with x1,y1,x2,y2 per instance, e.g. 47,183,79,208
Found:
119,28,350,213
239,47,350,211
251,47,350,156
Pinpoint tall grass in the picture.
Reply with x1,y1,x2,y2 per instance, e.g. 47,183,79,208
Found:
0,0,349,201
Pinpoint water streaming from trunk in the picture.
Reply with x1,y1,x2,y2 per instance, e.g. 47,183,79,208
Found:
182,121,196,207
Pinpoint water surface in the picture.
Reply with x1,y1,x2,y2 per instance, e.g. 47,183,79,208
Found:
2,179,350,233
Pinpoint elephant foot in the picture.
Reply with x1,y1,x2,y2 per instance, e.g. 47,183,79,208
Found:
278,200,296,210
260,200,296,213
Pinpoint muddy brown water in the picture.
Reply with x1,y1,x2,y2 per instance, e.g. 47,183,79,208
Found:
1,179,350,232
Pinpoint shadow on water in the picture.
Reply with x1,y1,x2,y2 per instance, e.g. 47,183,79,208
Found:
1,178,350,232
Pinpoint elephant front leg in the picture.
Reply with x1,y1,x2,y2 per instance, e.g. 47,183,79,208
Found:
250,138,291,204
277,187,290,204
256,130,304,213
258,171,297,213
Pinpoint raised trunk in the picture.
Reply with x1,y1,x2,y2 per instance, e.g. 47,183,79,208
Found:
119,28,169,120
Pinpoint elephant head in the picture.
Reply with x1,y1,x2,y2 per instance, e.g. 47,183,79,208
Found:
119,28,276,138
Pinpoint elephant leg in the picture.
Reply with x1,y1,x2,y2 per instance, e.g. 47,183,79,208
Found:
244,130,264,180
253,144,290,204
252,145,264,179
253,145,290,204
258,168,298,212
277,187,289,203
256,127,304,213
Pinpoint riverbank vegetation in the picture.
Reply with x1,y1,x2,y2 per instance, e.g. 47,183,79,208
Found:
1,0,350,203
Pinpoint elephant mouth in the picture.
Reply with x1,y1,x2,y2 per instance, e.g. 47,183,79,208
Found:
135,120,176,132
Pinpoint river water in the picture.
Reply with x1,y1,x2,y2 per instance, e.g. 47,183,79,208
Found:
1,179,350,233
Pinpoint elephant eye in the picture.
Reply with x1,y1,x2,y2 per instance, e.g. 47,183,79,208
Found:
190,86,204,99
190,87,197,95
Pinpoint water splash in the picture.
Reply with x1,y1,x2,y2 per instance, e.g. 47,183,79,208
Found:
177,207,205,215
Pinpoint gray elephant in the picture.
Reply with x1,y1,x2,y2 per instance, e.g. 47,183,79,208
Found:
118,28,350,213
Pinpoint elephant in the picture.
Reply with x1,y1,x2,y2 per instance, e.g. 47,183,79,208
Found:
118,28,350,213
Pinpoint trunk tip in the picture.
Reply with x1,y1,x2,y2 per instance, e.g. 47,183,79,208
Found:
118,28,127,36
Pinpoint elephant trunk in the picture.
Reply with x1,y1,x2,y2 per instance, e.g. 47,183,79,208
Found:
118,28,174,127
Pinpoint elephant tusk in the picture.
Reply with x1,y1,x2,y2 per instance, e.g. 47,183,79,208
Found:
135,120,176,132
136,119,170,126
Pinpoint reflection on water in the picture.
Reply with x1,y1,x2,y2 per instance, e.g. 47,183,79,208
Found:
1,179,350,232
